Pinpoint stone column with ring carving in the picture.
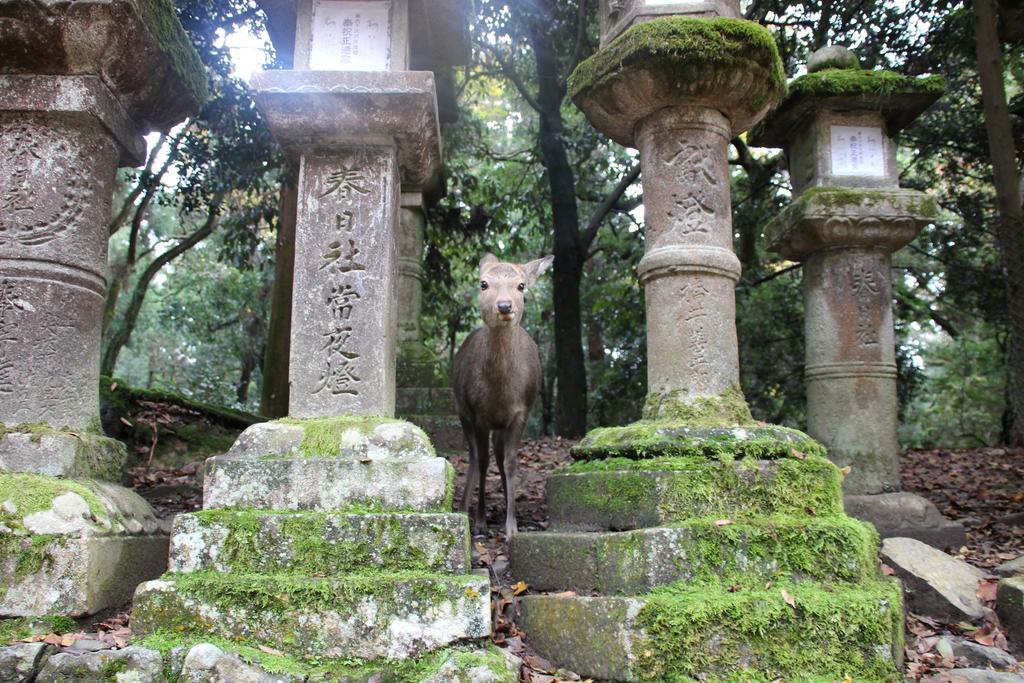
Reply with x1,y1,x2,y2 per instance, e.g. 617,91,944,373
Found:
752,46,966,549
510,15,906,682
131,2,500,677
0,0,207,617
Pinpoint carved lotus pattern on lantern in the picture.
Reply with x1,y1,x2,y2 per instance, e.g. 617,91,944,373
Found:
0,122,90,248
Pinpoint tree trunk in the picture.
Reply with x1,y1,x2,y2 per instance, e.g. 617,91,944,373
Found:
973,0,1024,445
259,164,298,417
525,6,588,437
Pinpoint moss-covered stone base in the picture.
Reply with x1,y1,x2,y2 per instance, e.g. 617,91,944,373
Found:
520,578,903,682
0,424,127,482
547,455,843,530
511,514,879,594
131,571,491,661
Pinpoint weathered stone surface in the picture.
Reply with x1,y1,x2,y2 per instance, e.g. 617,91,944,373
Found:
881,537,987,621
997,576,1024,655
845,492,967,549
423,648,521,683
224,418,435,461
179,643,302,682
936,636,1019,670
1,474,167,616
520,580,903,682
807,45,861,72
0,431,127,483
939,671,1024,683
597,0,741,46
170,511,470,574
0,642,55,682
204,454,453,512
36,646,164,682
547,456,844,531
512,516,877,593
132,573,491,661
995,554,1024,578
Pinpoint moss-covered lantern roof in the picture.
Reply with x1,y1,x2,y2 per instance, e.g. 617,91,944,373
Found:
568,17,786,146
750,68,945,148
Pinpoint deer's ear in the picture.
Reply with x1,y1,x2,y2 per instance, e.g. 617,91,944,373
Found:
523,255,554,286
480,253,499,270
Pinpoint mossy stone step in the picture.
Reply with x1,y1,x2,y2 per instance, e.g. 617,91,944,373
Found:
547,455,843,531
511,515,878,594
131,571,491,662
520,579,904,682
204,454,454,513
170,511,470,575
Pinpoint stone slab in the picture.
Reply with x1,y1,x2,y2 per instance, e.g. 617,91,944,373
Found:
995,554,1024,578
170,511,470,575
132,573,491,661
0,431,127,483
881,537,987,621
519,580,903,681
997,576,1024,657
599,0,740,46
0,642,55,682
224,418,435,461
547,457,843,531
1,534,168,617
512,516,877,594
845,493,967,550
36,646,164,682
941,672,1024,683
204,454,453,512
571,423,824,461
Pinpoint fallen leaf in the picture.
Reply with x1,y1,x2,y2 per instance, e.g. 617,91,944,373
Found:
781,589,796,609
790,449,806,460
512,581,529,596
880,563,896,576
840,466,852,477
258,645,285,656
714,519,733,527
976,579,998,602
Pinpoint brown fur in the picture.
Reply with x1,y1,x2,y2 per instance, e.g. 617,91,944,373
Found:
452,253,553,537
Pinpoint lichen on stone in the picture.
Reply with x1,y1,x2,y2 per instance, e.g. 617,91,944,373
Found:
277,415,435,458
642,386,754,424
133,0,210,105
568,17,786,110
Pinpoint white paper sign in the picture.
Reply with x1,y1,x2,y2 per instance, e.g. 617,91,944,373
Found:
830,125,886,177
310,1,392,71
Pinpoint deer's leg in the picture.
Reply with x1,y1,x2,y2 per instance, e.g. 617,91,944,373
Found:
459,417,477,514
494,430,509,532
472,428,491,535
499,417,526,538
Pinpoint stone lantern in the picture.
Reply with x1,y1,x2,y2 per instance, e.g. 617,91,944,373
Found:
0,0,207,617
751,47,966,548
598,0,740,45
131,2,498,676
510,26,904,683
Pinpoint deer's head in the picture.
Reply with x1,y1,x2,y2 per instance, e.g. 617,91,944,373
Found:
478,253,553,328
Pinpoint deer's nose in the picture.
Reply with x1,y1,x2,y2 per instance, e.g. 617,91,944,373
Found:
497,300,513,314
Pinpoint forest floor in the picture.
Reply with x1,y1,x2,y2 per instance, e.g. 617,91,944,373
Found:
62,434,1024,681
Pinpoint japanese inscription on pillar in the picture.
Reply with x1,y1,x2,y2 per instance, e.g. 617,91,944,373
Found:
666,142,718,236
850,257,883,348
830,126,885,178
0,279,21,398
680,281,712,383
310,0,392,71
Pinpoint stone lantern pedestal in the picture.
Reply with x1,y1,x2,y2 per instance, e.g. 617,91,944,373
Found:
131,4,498,677
753,52,966,549
511,21,903,681
0,0,206,617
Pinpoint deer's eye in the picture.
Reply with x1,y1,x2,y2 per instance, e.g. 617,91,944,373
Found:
517,283,526,292
480,281,489,291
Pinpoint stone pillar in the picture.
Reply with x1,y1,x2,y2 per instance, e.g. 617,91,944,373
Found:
512,24,905,683
0,0,207,617
132,3,493,674
754,46,965,548
398,193,427,349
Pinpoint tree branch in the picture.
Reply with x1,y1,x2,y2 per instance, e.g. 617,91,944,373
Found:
477,40,544,114
579,163,641,255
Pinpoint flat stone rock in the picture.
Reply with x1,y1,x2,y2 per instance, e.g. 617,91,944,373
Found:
132,573,491,661
179,643,302,682
936,671,1024,683
204,454,452,512
995,555,1024,578
170,511,470,575
881,537,987,621
0,642,55,682
937,636,1019,670
997,576,1024,656
511,516,877,594
547,457,843,531
845,492,967,550
36,646,164,682
519,580,903,682
0,432,127,483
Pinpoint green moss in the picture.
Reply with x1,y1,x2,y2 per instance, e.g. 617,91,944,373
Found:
788,69,945,101
572,421,826,462
797,186,939,217
133,0,210,105
0,616,77,644
634,578,903,681
554,454,844,521
277,415,434,458
101,657,130,680
0,473,109,521
569,17,786,110
642,386,754,424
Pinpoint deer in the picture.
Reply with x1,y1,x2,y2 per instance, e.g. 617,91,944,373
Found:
452,253,553,539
